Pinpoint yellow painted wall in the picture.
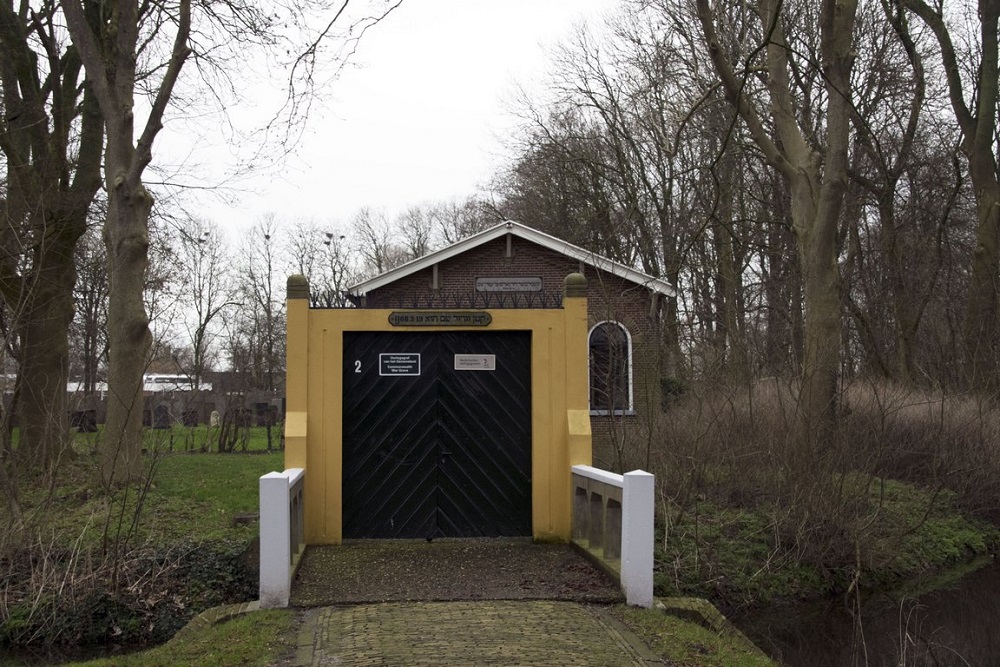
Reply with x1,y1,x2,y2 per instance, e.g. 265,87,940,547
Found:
284,275,592,544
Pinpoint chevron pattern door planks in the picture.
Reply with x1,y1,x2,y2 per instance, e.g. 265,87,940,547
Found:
343,331,532,538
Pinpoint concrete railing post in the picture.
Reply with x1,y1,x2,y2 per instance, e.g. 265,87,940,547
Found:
259,468,305,608
621,470,655,608
571,465,655,608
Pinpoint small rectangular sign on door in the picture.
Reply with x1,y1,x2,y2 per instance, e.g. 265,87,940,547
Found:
380,353,421,376
454,354,496,371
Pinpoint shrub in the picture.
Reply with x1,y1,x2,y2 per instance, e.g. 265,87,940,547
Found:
638,379,1000,608
0,535,258,650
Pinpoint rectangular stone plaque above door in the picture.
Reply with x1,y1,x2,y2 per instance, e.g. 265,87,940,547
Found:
475,277,542,292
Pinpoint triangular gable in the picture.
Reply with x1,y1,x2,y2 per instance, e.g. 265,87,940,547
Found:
347,221,676,298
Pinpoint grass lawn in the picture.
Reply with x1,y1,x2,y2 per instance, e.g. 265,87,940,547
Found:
71,424,283,456
13,428,286,548
613,606,778,667
144,450,284,542
29,451,285,548
66,610,297,667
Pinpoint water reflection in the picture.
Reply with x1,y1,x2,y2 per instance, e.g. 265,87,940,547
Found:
736,560,1000,666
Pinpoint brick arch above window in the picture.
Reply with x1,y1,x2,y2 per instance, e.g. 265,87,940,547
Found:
588,321,633,415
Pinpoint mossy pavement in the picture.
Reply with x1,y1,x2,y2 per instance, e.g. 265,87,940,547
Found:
294,600,664,666
262,539,759,666
286,540,658,665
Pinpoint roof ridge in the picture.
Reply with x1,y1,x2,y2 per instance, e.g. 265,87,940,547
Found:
347,220,675,298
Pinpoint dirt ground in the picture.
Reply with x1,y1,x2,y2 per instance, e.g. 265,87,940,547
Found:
289,538,625,607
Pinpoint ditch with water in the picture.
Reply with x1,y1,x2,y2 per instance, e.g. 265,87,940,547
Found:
733,557,1000,666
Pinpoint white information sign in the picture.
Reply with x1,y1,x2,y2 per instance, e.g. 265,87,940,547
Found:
454,354,496,371
379,353,421,376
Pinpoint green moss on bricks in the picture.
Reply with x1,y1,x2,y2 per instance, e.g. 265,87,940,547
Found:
656,597,770,657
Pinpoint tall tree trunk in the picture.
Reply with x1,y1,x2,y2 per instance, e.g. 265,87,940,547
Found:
901,0,1000,390
711,145,747,380
101,177,153,483
16,226,85,470
794,178,844,447
880,194,918,382
953,1,1000,392
64,0,191,484
0,7,104,472
962,164,1000,390
762,175,796,375
697,0,858,448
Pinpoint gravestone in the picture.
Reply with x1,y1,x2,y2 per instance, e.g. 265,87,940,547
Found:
71,410,97,432
255,402,271,426
153,404,170,429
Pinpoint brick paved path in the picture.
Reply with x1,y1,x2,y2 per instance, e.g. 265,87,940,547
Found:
290,540,623,606
295,600,665,666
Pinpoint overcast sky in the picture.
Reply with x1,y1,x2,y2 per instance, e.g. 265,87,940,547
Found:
170,1,617,236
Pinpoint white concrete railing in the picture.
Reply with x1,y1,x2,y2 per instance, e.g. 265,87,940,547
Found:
259,467,305,608
571,465,654,607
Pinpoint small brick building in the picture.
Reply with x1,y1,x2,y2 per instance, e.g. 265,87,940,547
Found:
347,221,675,469
284,220,674,544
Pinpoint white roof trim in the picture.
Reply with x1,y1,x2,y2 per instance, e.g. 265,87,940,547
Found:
347,220,676,297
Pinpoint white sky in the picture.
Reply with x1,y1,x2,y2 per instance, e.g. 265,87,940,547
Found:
171,0,617,236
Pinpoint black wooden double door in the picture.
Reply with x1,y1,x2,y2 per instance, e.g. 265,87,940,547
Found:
342,331,532,538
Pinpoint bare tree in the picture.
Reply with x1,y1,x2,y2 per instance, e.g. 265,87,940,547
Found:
353,207,408,275
0,0,104,471
285,218,359,306
61,0,402,482
70,224,110,395
898,0,1000,390
218,218,285,450
432,197,500,245
842,0,930,382
234,217,284,393
175,218,235,390
695,0,859,446
396,206,436,260
61,0,192,482
502,9,736,380
286,219,324,281
143,214,185,376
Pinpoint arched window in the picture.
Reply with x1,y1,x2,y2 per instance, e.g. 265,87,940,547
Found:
589,321,632,414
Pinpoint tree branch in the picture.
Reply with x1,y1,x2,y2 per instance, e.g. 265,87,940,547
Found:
134,0,192,180
694,0,790,176
899,0,976,137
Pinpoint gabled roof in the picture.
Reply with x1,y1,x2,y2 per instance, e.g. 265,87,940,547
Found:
347,220,676,297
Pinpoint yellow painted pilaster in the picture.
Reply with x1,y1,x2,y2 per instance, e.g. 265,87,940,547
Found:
530,324,555,540
284,276,309,470
546,323,570,540
563,272,592,467
548,273,591,541
322,324,343,543
285,275,324,543
304,321,327,543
